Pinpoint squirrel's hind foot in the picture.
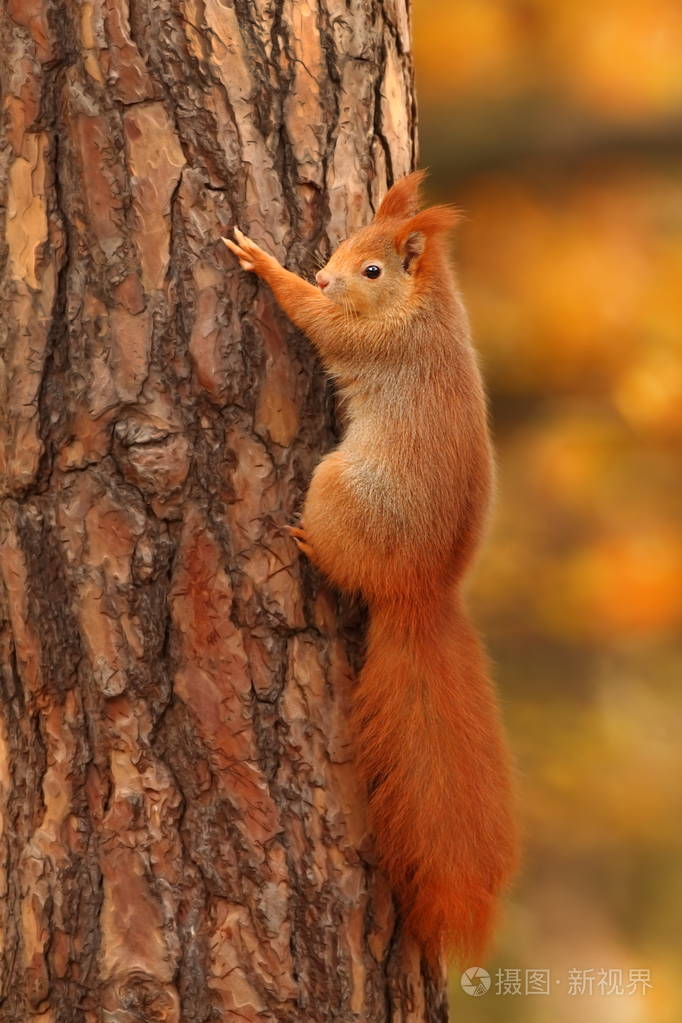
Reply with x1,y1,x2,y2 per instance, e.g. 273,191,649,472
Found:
285,524,317,563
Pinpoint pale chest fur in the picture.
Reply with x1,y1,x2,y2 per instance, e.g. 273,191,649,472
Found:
336,366,484,553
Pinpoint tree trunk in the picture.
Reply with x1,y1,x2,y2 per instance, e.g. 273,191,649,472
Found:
0,1,448,1020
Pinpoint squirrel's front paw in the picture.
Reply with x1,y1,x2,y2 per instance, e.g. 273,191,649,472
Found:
286,524,317,564
222,227,275,275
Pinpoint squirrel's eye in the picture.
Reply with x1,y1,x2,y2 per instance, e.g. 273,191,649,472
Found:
363,264,382,280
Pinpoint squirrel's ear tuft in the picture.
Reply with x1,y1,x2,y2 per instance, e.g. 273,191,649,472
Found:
399,205,461,238
396,205,461,272
374,169,427,221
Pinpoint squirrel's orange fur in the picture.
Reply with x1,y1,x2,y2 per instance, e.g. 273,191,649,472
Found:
224,171,519,968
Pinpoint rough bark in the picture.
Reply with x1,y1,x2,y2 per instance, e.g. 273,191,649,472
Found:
0,0,448,1020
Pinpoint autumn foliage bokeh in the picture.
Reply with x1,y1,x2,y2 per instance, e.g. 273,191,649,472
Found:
412,1,682,1019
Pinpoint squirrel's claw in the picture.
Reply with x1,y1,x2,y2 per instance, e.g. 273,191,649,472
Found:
222,227,268,274
286,525,307,540
221,233,254,271
285,524,317,563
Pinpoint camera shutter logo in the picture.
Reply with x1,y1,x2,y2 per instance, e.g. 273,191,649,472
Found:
461,967,491,996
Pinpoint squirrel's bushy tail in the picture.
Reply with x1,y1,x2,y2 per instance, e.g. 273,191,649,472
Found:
352,593,518,967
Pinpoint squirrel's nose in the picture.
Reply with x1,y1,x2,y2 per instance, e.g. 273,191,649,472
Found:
316,270,331,291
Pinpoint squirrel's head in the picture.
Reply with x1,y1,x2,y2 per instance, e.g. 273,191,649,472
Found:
315,171,459,317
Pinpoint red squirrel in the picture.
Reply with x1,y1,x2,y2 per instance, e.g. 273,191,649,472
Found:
223,171,518,968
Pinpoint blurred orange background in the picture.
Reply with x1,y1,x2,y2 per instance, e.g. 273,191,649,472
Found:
411,1,682,1019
